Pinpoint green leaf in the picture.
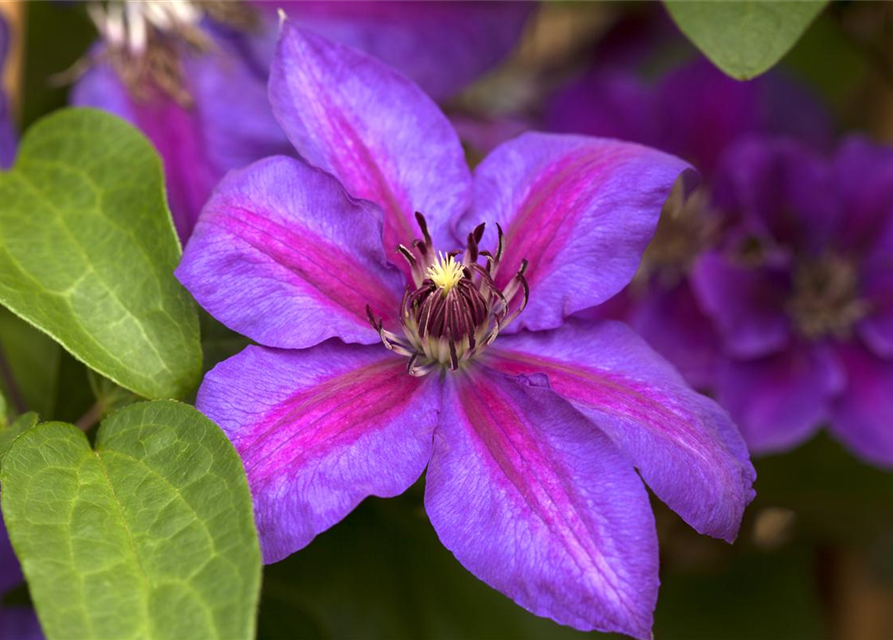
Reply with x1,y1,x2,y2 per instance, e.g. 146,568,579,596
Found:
0,401,261,640
664,1,828,79
0,412,39,468
0,108,201,400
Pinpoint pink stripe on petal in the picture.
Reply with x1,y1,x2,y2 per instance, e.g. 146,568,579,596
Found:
465,133,690,332
198,343,440,563
270,21,471,258
177,155,404,350
426,370,658,638
488,321,755,543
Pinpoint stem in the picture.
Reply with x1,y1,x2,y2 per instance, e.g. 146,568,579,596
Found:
0,339,27,415
75,402,103,432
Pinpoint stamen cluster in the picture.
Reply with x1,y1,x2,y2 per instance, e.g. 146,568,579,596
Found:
787,254,869,340
367,213,529,376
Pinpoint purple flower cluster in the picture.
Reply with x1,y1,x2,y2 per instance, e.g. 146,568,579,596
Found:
549,50,893,466
174,18,756,639
693,138,893,463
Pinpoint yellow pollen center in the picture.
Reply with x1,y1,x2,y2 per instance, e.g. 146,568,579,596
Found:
426,253,464,294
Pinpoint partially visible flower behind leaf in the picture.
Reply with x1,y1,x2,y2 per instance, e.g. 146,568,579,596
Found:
547,55,833,388
176,22,755,639
0,15,40,640
691,136,893,466
0,11,16,169
0,512,43,640
70,0,533,242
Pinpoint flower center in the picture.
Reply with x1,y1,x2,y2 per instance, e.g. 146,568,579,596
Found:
366,213,529,376
786,254,869,340
426,253,465,294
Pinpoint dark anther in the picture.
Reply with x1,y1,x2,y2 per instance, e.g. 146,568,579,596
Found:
495,223,505,262
365,304,381,331
414,211,432,246
397,244,417,266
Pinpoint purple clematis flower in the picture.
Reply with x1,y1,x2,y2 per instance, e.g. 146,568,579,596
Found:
691,136,893,466
71,0,532,242
548,56,833,388
177,22,755,637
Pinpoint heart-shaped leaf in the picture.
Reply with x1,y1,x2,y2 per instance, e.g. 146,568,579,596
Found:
665,1,828,79
0,108,201,399
0,401,261,640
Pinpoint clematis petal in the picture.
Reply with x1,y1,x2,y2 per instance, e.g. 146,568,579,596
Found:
269,20,471,256
545,70,658,148
830,344,893,467
488,320,755,543
711,138,835,251
716,343,843,454
275,1,533,101
860,269,893,358
425,369,658,638
832,137,893,258
463,132,690,332
176,155,404,350
198,342,441,563
691,251,791,358
0,13,16,169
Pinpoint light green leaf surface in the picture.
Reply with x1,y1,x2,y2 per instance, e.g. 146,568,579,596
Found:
0,108,201,400
1,401,261,640
665,1,828,79
0,412,38,467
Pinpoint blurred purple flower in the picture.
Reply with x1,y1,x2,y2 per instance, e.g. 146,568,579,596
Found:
71,0,532,242
548,57,833,387
691,137,893,465
177,22,755,637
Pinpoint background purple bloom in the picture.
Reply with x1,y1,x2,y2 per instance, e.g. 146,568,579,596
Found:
549,55,833,388
71,1,532,242
692,136,893,465
177,22,755,638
